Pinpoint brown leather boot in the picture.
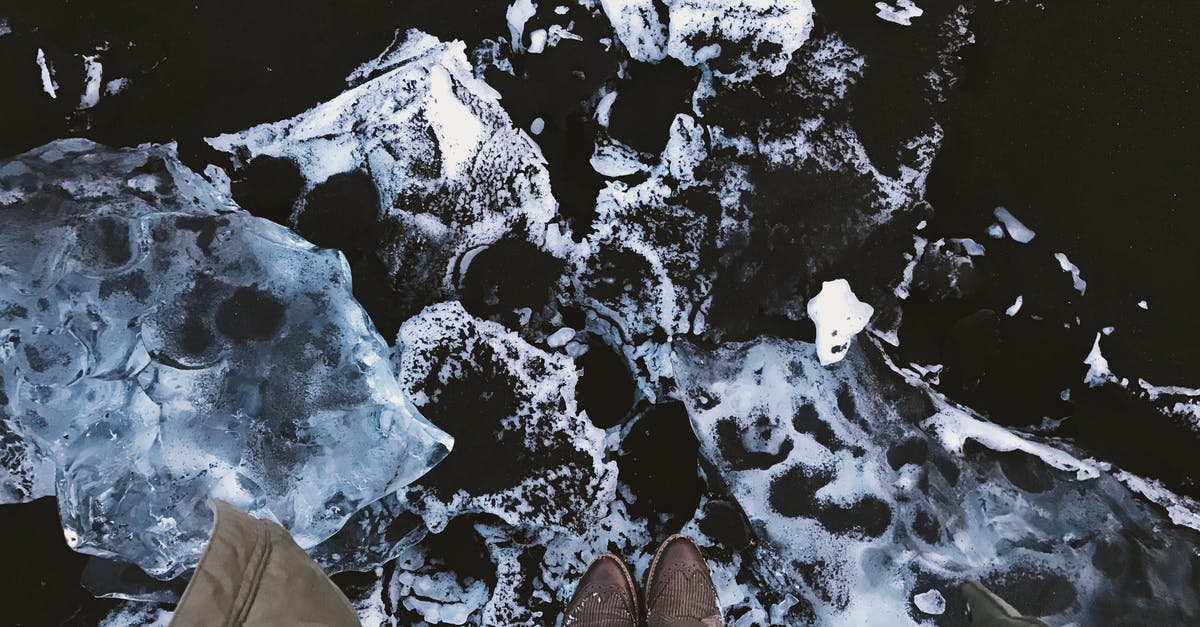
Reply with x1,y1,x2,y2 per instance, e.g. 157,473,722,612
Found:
563,553,639,627
644,535,724,627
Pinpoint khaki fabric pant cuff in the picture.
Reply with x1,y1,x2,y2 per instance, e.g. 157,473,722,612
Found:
170,500,360,627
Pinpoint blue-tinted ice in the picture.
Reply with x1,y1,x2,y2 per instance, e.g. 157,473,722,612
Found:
0,139,452,579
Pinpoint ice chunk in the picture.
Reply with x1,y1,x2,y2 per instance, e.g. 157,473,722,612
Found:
0,139,451,580
1084,332,1114,387
807,279,874,365
599,0,669,62
913,589,945,615
36,48,58,98
1005,295,1023,316
992,206,1036,243
876,0,924,26
672,338,1200,625
1054,252,1087,294
600,0,814,80
392,302,616,534
507,0,538,52
208,30,558,324
80,55,103,109
667,0,815,81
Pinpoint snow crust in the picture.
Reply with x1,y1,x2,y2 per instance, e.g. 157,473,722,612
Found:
992,206,1036,243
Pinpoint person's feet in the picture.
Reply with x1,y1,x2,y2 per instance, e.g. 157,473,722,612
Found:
563,553,639,627
644,535,723,627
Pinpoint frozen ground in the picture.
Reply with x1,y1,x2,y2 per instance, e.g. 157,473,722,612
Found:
1,1,1199,625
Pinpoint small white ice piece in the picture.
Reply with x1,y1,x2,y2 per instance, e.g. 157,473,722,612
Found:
528,29,548,53
36,48,58,99
104,77,130,95
1005,295,1023,317
1084,332,1112,387
987,223,1005,239
807,279,874,366
546,327,575,348
1054,252,1087,295
876,0,924,26
530,117,545,135
1138,300,1149,310
913,589,946,615
993,207,1035,243
506,0,537,51
80,55,103,109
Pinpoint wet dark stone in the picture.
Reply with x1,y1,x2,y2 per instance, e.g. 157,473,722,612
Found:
983,566,1077,618
575,339,636,429
795,559,848,610
716,417,794,471
607,59,699,154
175,215,228,255
296,170,384,252
768,463,833,519
887,438,929,470
940,309,1002,394
817,496,892,539
76,216,133,268
459,237,566,323
930,452,961,486
215,286,286,341
0,497,123,625
618,402,704,525
1090,539,1125,578
231,156,305,226
997,449,1056,494
411,342,538,500
912,510,941,544
99,270,152,302
792,404,844,452
21,344,69,374
697,499,753,551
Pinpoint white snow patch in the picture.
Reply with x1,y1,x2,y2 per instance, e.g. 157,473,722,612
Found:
1054,252,1087,295
1115,470,1200,532
80,55,103,109
36,48,58,98
876,0,924,26
913,589,946,615
992,207,1035,243
599,0,668,62
807,279,874,366
1005,295,1023,316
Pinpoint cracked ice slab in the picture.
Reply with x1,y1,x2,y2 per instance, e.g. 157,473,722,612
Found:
0,139,451,580
208,30,559,322
672,337,1200,625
